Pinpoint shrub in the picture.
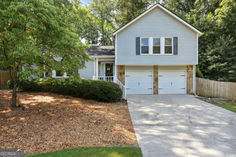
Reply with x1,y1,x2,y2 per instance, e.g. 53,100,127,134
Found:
196,66,204,78
7,80,14,89
18,78,122,102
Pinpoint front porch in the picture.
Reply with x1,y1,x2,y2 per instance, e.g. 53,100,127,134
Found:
92,57,116,82
92,57,126,99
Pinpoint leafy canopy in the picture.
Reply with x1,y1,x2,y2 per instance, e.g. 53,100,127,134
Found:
0,0,89,107
0,0,89,80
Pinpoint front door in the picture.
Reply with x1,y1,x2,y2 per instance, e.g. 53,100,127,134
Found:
105,63,113,76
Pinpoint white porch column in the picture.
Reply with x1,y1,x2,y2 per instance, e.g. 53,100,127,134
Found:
114,64,117,83
95,58,98,77
114,34,118,83
93,58,96,78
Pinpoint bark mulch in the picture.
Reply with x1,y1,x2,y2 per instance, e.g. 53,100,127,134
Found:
0,90,137,155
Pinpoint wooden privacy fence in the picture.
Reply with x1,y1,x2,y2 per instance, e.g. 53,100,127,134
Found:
0,71,11,89
196,77,236,102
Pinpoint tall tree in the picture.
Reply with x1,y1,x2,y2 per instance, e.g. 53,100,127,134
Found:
115,0,155,26
203,0,236,81
70,0,100,44
89,0,116,45
0,0,89,108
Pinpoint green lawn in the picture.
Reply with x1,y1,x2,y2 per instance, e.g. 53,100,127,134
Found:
28,146,142,157
215,101,236,113
197,97,236,113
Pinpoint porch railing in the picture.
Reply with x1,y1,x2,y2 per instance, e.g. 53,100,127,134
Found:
93,76,114,82
115,78,126,99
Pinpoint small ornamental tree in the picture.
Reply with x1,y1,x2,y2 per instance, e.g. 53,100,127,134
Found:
0,0,89,108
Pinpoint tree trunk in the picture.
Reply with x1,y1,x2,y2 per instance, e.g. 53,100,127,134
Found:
11,80,18,108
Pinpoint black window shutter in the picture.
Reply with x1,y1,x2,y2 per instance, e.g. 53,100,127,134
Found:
136,37,140,55
173,37,178,55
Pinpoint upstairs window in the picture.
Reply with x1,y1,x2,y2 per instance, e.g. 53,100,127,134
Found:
141,38,149,54
164,38,172,54
139,37,175,55
56,70,63,77
153,38,161,54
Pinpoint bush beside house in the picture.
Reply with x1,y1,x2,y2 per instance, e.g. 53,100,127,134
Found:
8,78,122,102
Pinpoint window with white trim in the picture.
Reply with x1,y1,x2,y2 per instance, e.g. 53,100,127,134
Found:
141,38,149,54
164,38,172,54
56,70,63,77
140,37,173,55
153,38,161,54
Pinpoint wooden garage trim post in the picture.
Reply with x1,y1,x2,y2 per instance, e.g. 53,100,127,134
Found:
153,65,158,94
187,65,194,94
117,65,125,85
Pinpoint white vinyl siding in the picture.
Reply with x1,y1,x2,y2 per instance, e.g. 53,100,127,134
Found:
116,7,198,65
78,60,95,79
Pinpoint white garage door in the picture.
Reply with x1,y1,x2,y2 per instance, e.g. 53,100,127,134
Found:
159,68,187,94
126,67,153,94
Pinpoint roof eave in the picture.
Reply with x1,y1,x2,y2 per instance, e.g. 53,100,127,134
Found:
90,55,115,58
113,3,203,36
198,32,204,37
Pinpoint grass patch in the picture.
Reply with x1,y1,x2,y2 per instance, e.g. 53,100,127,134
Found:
197,96,236,113
28,146,142,157
215,102,236,113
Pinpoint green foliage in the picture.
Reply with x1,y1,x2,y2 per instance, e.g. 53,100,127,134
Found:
200,0,236,82
202,35,236,81
115,0,155,26
7,79,14,89
89,0,116,45
18,78,122,102
70,0,100,44
216,101,236,113
0,0,89,79
196,66,204,78
0,0,89,107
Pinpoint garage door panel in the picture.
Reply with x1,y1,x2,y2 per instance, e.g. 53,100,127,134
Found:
159,69,186,94
126,67,153,95
126,82,153,87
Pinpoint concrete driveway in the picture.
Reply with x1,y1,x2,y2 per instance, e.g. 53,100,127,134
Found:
127,95,236,157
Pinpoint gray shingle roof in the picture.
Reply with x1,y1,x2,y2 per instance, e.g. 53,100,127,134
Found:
87,45,114,56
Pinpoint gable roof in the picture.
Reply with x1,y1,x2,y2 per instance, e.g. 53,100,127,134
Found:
113,3,203,36
87,45,114,57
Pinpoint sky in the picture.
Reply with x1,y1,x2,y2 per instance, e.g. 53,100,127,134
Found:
81,0,91,5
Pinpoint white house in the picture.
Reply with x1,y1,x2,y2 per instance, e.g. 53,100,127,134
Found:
54,3,203,97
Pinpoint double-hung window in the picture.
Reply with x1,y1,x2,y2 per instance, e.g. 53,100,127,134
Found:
56,70,63,77
164,38,172,54
153,38,161,54
141,38,149,54
140,37,173,55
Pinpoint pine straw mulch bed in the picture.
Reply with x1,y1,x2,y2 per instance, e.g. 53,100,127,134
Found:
0,90,137,155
